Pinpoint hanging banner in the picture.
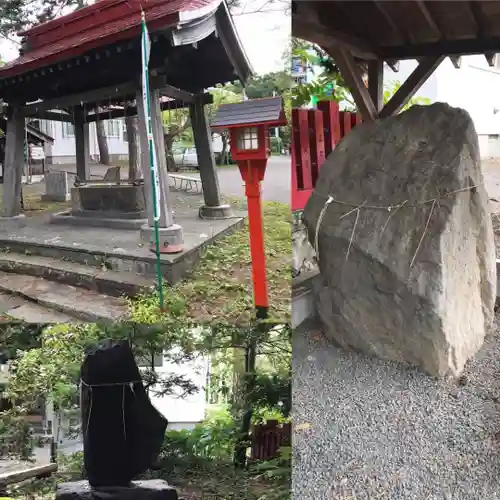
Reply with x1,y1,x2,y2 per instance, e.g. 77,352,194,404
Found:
141,10,161,222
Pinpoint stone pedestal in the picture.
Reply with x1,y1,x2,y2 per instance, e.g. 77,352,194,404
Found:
199,204,233,219
140,223,183,246
56,480,178,500
42,171,71,202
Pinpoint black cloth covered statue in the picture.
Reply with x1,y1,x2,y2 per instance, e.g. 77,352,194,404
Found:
80,340,168,487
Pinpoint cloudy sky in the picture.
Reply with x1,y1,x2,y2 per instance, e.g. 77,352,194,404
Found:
0,0,290,75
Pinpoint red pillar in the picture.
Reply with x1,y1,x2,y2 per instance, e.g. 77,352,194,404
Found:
242,161,269,319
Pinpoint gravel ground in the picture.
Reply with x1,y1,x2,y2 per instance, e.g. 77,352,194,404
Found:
293,317,500,500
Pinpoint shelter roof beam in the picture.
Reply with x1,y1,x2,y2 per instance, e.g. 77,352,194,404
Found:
330,47,378,122
467,1,496,67
293,2,377,60
378,37,500,60
379,55,445,118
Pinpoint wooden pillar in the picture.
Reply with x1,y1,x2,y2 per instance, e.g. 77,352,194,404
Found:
74,105,89,180
368,60,384,112
3,104,25,217
189,94,232,219
137,89,183,245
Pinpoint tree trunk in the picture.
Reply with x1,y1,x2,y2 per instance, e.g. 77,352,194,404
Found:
164,133,179,172
95,109,110,165
233,335,257,469
125,115,139,180
221,132,229,164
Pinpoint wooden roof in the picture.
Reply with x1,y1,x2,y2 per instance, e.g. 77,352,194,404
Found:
293,1,500,62
0,0,252,104
0,0,213,78
211,97,287,128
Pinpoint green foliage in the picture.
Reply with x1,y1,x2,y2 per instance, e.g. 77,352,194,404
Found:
157,407,290,500
250,446,291,500
227,72,292,99
161,407,237,463
0,324,44,363
383,80,432,110
0,408,33,460
291,37,432,112
5,323,199,414
130,201,291,324
0,0,87,37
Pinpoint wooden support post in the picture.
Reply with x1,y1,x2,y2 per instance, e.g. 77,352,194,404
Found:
74,105,89,181
137,89,183,245
189,93,232,218
368,60,384,112
379,56,444,118
330,47,378,122
3,104,25,217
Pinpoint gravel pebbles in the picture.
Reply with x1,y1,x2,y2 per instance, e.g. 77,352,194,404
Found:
293,317,500,500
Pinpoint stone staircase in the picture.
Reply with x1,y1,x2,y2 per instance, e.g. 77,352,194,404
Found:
0,252,155,322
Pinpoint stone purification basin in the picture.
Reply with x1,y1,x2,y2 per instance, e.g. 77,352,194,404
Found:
71,183,147,219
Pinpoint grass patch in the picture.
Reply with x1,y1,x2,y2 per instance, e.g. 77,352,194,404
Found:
131,199,291,325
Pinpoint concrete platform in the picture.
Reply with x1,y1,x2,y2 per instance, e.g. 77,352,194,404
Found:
0,191,246,284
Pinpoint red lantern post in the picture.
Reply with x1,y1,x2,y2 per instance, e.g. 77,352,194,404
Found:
212,97,287,319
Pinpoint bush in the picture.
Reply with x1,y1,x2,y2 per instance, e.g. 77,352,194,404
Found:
161,406,237,464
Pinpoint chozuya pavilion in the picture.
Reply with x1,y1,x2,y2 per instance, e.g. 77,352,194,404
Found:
0,0,253,284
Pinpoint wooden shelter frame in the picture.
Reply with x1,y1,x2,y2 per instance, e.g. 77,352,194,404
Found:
0,0,252,233
293,1,500,122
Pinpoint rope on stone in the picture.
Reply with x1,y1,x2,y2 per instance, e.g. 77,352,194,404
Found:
312,183,480,267
80,378,141,441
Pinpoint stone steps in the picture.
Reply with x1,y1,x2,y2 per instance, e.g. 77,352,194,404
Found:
0,291,76,322
0,271,130,322
0,252,154,298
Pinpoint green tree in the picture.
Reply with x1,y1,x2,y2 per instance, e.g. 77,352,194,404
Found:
3,322,200,452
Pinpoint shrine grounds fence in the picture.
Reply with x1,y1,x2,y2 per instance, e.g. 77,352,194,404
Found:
250,420,291,461
292,101,362,212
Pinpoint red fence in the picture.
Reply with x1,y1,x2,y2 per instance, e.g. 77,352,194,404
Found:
292,101,362,211
251,420,291,461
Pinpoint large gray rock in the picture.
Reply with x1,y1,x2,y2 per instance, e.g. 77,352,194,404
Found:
303,103,496,377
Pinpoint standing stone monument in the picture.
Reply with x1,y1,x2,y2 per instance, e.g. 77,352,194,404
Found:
304,103,496,377
42,171,72,202
56,340,178,500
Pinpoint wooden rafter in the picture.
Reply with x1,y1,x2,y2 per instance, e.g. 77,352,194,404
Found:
373,1,408,45
467,1,496,67
379,55,445,118
416,1,441,38
449,56,462,68
386,60,400,72
294,2,377,59
379,37,500,60
330,47,378,121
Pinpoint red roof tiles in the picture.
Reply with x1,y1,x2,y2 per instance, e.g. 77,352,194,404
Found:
0,0,218,78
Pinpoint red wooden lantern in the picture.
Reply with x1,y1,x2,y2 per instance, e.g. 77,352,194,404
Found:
212,97,287,319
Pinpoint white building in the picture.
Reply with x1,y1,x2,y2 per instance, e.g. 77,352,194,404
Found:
33,118,129,165
387,55,500,158
33,118,225,165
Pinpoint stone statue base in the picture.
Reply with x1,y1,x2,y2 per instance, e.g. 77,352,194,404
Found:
56,479,178,500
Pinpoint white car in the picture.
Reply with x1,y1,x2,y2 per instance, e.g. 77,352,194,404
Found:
172,147,199,169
